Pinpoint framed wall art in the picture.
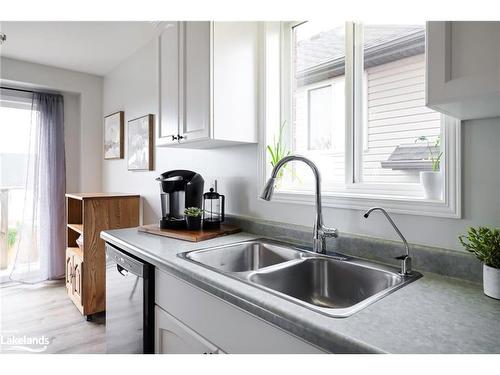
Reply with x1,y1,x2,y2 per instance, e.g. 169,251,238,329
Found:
104,111,124,159
127,114,154,171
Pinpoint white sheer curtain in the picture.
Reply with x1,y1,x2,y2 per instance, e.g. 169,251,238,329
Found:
10,92,66,283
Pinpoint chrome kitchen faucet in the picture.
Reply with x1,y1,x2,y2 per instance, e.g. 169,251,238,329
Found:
260,155,338,254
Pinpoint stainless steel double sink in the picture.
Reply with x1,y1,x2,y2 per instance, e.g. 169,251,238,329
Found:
178,239,421,317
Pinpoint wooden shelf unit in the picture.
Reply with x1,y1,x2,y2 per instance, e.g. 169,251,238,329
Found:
67,246,83,258
67,223,83,234
66,193,140,318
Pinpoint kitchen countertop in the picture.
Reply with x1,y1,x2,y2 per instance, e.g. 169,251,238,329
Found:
101,228,500,354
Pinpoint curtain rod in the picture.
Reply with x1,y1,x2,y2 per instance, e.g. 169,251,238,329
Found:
0,86,35,94
1,86,63,98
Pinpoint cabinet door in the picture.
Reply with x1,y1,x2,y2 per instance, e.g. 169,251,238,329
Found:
426,21,500,119
66,249,84,313
179,21,211,143
212,22,259,144
159,22,181,146
155,306,220,354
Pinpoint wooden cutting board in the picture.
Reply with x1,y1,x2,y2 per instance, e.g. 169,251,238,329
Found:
138,223,241,242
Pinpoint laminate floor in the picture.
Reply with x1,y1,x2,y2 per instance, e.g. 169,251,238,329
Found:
0,280,105,354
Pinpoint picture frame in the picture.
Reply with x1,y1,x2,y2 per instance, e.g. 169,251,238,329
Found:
104,111,124,159
127,114,154,171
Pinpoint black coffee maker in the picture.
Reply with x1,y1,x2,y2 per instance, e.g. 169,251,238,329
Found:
156,170,204,229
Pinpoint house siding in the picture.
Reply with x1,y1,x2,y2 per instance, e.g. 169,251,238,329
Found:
289,53,441,188
362,53,442,184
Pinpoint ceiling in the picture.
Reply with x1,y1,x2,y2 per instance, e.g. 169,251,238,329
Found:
0,21,162,76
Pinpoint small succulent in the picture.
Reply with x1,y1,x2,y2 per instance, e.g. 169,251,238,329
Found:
459,226,500,269
184,207,203,217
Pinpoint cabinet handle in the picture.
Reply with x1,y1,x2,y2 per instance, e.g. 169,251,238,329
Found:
177,135,184,140
171,135,178,141
117,264,129,276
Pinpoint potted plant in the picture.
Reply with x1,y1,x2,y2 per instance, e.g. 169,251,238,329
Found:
415,136,443,200
267,121,291,187
184,207,203,230
459,226,500,299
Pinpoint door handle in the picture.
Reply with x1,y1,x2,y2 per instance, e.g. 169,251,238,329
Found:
117,264,129,276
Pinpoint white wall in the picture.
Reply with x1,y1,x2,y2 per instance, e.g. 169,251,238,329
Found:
102,38,258,225
0,57,103,192
102,37,500,252
63,93,81,192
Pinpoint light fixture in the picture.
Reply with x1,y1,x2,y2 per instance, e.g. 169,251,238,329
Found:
150,21,174,30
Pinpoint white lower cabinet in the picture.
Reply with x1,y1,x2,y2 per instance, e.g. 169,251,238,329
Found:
155,306,222,354
155,268,326,354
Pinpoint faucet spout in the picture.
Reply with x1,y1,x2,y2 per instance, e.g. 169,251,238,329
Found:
260,155,338,253
363,207,412,275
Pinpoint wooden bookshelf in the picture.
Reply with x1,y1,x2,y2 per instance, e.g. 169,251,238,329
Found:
65,192,140,319
67,246,83,258
67,223,83,234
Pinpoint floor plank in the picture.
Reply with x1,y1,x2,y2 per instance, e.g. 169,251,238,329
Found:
0,280,105,354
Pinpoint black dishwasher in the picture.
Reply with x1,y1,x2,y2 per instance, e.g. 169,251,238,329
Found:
105,243,154,354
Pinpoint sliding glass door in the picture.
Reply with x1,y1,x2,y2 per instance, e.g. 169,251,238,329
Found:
0,91,38,283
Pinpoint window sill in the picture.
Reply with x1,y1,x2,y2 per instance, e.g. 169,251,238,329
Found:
265,189,461,218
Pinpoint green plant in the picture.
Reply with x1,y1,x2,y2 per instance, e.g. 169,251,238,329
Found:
184,207,203,217
7,227,17,248
267,121,291,179
459,226,500,269
415,135,443,171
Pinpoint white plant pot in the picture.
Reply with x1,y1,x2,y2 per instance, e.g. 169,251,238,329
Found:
420,171,442,200
483,264,500,300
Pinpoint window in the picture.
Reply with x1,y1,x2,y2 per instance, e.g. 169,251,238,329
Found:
262,22,461,217
359,24,441,188
287,22,346,186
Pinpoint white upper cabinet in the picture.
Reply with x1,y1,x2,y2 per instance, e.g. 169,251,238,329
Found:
158,22,259,148
158,22,180,144
180,22,211,142
426,21,500,120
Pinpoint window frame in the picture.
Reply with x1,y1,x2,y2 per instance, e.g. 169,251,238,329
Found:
258,21,461,218
295,77,346,153
0,88,33,110
306,81,336,152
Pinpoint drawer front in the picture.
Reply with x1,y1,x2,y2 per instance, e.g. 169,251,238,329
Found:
155,269,325,354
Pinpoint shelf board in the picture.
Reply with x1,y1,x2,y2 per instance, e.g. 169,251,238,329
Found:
67,223,83,234
66,192,140,200
66,246,83,258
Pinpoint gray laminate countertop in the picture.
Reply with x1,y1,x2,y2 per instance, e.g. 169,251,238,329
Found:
101,228,500,354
